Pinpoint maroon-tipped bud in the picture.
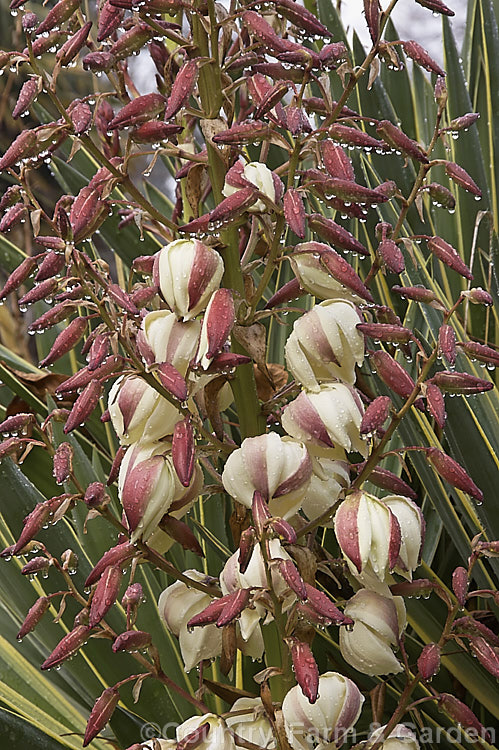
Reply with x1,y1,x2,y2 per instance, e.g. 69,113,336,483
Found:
416,0,454,15
308,214,368,256
156,362,188,402
451,566,468,606
264,277,303,309
13,503,51,555
321,141,355,181
456,341,499,368
329,124,389,152
89,565,123,627
370,350,419,401
462,287,493,306
0,256,38,300
319,42,348,67
428,370,493,395
53,441,73,485
70,187,108,242
18,277,58,307
0,202,28,233
177,722,210,750
243,10,297,54
360,395,392,435
172,418,195,487
84,482,107,508
443,113,480,133
428,236,473,280
287,638,319,704
0,186,22,212
63,379,103,434
358,323,412,344
304,583,349,625
12,76,41,120
277,0,332,37
131,121,182,144
35,0,80,35
197,288,235,368
402,40,445,76
35,251,65,282
377,120,429,163
106,283,139,316
112,629,152,653
438,324,456,365
41,625,91,670
377,239,405,273
391,579,437,598
122,583,143,607
238,528,256,575
84,542,136,588
164,59,198,119
278,559,307,601
418,642,441,680
56,21,92,65
444,162,481,197
107,445,126,487
87,334,110,372
160,515,204,557
55,356,122,394
271,518,297,544
35,236,67,252
97,0,124,42
363,0,380,42
186,597,227,629
40,316,88,369
452,616,499,646
0,412,34,435
367,466,417,499
21,556,51,576
0,129,39,171
216,588,252,627
83,686,119,747
438,694,492,741
68,100,92,135
205,352,252,372
284,189,306,238
82,51,115,72
108,94,166,131
391,284,440,304
252,490,271,535
426,182,456,210
209,189,259,225
22,12,39,30
425,383,446,429
130,285,159,307
469,637,499,679
427,447,483,502
17,596,50,640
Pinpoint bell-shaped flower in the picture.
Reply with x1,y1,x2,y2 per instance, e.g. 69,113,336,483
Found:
285,300,365,389
108,375,181,444
339,589,406,676
158,570,222,672
118,441,201,542
289,252,363,304
282,384,367,457
334,491,424,583
223,161,276,212
221,539,293,643
368,724,420,750
282,671,364,749
226,697,275,749
300,455,350,525
176,714,236,750
222,433,313,518
139,309,201,371
155,239,224,320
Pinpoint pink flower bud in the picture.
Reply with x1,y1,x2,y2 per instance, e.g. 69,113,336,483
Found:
462,287,493,306
451,566,468,606
56,21,92,66
391,284,440,304
402,40,445,76
390,579,437,597
216,588,252,627
97,0,124,42
270,517,297,543
304,583,349,625
340,589,406,675
364,0,380,41
418,642,441,679
0,130,39,171
425,383,446,429
284,189,306,238
416,0,454,15
64,379,102,434
427,447,483,501
319,41,348,67
0,256,38,300
438,324,456,365
426,182,456,209
438,694,492,742
12,76,41,120
378,239,405,273
196,289,235,370
308,214,368,255
172,418,195,488
251,490,272,536
264,277,303,309
108,94,167,131
35,251,65,282
243,11,297,54
223,434,312,519
13,503,51,555
377,120,429,163
39,316,88,368
156,362,188,402
358,322,413,344
70,187,108,243
367,467,417,500
282,384,367,456
84,482,107,508
469,637,499,678
457,341,499,368
41,624,91,670
53,441,73,485
288,638,319,703
238,527,256,574
17,596,50,640
370,350,422,407
160,514,204,557
212,121,272,145
82,50,115,72
109,22,153,61
186,596,227,629
360,395,392,435
155,240,224,321
428,370,493,395
89,565,123,627
83,686,120,747
112,629,152,653
321,141,355,181
277,560,307,601
131,121,182,144
0,412,35,435
444,161,482,197
329,123,389,152
122,583,143,607
35,0,80,35
55,357,121,395
84,542,136,588
164,59,198,119
428,236,473,279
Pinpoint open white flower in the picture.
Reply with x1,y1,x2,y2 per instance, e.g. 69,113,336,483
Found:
139,309,200,371
226,697,275,749
108,375,181,445
223,161,276,212
176,714,236,750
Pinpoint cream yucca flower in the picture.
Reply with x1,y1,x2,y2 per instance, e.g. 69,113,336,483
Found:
108,375,182,444
223,161,276,212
